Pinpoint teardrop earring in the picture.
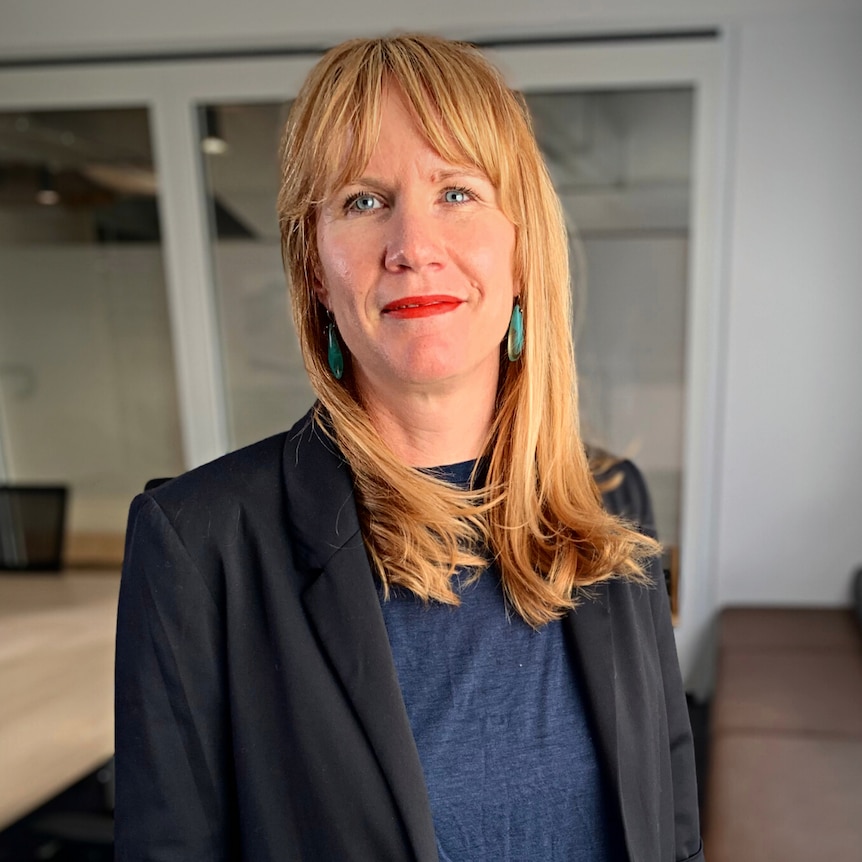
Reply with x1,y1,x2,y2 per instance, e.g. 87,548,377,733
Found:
326,315,344,380
507,298,524,362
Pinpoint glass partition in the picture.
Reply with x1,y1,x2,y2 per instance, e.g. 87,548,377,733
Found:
0,107,184,563
199,102,314,449
526,88,694,610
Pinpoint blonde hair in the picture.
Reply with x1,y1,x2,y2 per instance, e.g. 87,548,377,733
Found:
278,33,658,626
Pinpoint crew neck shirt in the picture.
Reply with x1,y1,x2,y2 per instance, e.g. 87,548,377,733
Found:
378,459,624,862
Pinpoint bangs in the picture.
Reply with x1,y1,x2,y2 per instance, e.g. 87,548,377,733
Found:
298,36,524,222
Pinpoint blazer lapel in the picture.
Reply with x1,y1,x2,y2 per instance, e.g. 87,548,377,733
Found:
283,413,438,862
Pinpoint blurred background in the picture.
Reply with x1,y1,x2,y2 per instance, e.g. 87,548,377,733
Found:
0,0,860,859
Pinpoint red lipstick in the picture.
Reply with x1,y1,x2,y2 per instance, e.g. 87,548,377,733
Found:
381,295,463,319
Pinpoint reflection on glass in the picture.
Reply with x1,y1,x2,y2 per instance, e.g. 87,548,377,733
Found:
0,108,184,558
200,102,314,450
527,88,693,590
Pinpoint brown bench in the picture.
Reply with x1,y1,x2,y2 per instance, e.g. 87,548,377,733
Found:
705,607,862,860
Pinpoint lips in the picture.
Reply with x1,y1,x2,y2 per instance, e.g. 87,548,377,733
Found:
381,295,463,319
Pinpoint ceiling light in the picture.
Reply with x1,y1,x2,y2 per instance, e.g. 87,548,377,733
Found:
201,136,229,156
201,107,228,156
36,167,60,206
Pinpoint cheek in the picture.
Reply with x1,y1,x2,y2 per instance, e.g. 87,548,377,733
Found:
483,216,516,272
479,225,517,300
320,215,380,272
316,233,361,310
461,214,512,263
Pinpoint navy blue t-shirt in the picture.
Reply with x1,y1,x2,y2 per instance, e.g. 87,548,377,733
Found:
378,460,625,861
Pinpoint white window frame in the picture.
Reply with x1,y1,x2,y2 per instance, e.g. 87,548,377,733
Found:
0,56,318,471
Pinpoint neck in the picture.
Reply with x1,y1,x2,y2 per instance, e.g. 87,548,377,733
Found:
356,370,498,468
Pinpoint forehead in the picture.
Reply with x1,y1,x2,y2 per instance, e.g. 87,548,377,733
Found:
318,81,493,196
360,90,482,176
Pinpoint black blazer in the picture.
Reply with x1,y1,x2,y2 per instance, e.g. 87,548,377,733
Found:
115,410,704,862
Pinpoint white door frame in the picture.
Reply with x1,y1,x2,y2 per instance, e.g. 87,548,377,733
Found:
495,39,730,690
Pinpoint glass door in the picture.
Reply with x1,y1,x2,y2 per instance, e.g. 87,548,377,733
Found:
526,86,694,618
198,100,314,449
0,106,184,565
496,41,726,686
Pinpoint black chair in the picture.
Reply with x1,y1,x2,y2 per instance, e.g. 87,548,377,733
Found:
0,485,67,572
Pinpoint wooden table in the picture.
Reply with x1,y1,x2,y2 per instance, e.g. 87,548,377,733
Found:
0,571,120,830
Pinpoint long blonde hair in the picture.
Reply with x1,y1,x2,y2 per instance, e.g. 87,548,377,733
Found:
278,33,658,626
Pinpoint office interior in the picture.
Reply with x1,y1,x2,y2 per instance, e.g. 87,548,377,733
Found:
0,0,860,858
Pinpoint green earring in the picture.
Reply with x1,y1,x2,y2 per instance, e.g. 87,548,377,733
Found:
326,320,344,379
507,299,524,362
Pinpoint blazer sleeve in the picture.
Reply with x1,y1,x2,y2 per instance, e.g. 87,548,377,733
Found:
602,461,705,861
114,493,239,861
648,553,704,862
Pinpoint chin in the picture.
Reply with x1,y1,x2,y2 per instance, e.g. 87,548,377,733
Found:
389,346,462,383
400,357,497,391
359,344,499,394
398,365,463,387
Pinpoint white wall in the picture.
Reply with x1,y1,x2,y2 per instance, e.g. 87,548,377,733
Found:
716,10,862,606
1,0,861,679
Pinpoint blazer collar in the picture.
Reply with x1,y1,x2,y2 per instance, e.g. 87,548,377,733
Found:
282,411,439,862
281,412,360,570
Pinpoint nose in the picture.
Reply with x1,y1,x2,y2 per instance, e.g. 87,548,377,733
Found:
383,201,444,272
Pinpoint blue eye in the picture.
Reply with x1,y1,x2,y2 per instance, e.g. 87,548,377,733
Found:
444,188,471,203
345,193,380,212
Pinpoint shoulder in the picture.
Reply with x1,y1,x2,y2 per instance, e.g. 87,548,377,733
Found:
131,409,323,543
154,431,285,501
142,430,288,536
153,409,324,501
595,458,656,538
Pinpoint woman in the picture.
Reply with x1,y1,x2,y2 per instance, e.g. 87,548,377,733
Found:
115,34,703,862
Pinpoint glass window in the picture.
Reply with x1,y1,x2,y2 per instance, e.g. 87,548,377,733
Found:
527,88,693,603
0,108,184,562
200,102,314,450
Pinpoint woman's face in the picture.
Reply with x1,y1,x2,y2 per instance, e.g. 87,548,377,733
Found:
315,85,517,405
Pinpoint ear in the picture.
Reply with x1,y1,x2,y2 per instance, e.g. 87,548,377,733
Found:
312,279,330,311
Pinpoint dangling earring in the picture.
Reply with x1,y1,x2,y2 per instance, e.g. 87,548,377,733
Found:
326,314,344,379
507,298,524,362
